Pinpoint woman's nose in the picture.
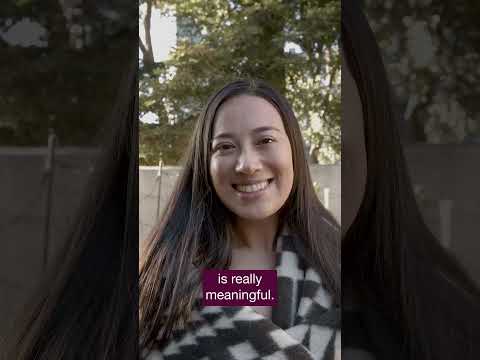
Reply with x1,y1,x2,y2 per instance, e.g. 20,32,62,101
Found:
234,148,262,175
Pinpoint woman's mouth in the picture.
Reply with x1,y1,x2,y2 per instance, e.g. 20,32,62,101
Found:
232,178,274,194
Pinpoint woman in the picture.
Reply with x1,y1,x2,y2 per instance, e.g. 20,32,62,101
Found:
342,1,480,359
140,80,341,360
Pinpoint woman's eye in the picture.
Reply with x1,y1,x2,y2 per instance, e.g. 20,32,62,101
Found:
258,137,275,145
214,143,235,152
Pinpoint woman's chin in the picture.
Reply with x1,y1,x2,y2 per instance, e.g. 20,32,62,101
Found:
231,207,278,222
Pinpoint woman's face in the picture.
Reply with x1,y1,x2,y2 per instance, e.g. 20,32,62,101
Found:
209,95,294,221
342,56,368,235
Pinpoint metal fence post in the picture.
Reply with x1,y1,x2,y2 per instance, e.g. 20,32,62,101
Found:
439,199,453,248
156,160,163,220
323,187,330,210
43,129,56,270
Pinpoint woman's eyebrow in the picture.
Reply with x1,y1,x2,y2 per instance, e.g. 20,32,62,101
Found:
213,126,281,140
212,132,234,140
251,126,281,134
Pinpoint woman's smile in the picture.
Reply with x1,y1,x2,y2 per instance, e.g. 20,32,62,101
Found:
232,178,274,197
232,178,273,192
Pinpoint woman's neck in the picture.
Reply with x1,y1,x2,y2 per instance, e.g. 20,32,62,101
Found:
231,215,279,252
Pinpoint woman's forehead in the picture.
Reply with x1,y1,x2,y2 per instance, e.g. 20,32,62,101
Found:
213,95,285,134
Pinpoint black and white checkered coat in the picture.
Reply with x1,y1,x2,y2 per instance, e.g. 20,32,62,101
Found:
142,233,341,360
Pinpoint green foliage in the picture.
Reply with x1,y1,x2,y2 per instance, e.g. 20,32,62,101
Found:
140,0,340,165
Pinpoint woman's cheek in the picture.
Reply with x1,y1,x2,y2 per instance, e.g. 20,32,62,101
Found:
209,158,220,188
277,144,294,176
210,157,231,187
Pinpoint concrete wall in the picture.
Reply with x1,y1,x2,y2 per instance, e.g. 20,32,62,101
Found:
0,147,96,341
404,144,480,285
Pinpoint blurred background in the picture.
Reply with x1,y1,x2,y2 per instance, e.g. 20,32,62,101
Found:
0,0,136,343
363,0,480,284
138,0,341,242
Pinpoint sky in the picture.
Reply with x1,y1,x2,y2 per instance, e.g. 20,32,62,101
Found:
139,4,177,62
0,18,48,47
139,5,176,124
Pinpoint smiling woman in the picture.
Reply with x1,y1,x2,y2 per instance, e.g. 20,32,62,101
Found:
210,95,294,238
140,80,341,360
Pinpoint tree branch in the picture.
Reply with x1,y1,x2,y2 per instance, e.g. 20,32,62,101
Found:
139,37,148,57
140,0,155,72
144,0,154,60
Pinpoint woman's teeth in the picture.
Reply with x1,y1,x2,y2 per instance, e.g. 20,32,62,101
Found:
234,180,270,193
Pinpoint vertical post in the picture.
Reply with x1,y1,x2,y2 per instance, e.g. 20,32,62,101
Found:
156,159,163,220
323,187,330,210
439,200,453,248
43,129,56,270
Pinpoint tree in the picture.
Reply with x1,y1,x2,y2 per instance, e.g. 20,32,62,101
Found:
0,0,136,146
139,0,340,165
364,0,480,144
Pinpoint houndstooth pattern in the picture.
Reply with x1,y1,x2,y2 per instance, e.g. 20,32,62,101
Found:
142,233,340,360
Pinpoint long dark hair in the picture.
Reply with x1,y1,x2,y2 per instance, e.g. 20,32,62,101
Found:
3,54,138,360
342,1,480,358
139,79,340,349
